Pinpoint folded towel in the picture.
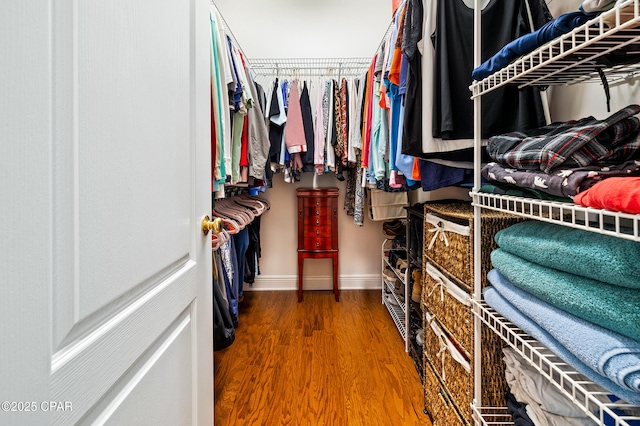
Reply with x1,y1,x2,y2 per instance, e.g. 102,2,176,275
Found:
494,221,640,289
483,285,640,406
491,249,640,342
489,269,640,392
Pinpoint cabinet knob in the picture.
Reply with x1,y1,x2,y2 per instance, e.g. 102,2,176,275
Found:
316,229,320,235
316,200,320,206
316,242,320,248
316,210,320,215
316,219,320,225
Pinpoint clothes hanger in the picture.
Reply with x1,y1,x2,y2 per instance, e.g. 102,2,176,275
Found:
211,203,246,232
232,195,267,216
216,198,254,225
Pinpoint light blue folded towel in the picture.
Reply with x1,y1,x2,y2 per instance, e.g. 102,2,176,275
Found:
488,269,640,392
494,221,640,290
483,282,640,406
491,248,640,342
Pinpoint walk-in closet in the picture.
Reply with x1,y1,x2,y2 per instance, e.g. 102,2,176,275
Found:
3,0,640,425
211,0,640,425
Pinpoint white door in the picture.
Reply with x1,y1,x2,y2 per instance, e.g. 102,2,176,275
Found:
1,1,213,425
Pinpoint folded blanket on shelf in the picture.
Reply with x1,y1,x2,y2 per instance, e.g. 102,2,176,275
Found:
574,176,640,214
491,248,640,342
494,221,640,290
479,183,571,202
481,159,640,199
483,285,640,406
489,269,640,392
503,347,597,426
486,104,640,174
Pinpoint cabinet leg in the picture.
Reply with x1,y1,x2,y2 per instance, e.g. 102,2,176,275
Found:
298,255,303,302
333,253,339,302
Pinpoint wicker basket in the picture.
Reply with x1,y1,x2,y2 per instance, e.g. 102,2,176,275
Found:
422,200,524,292
423,355,468,426
422,261,473,352
423,309,507,425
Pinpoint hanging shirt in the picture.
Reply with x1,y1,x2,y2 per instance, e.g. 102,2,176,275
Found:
268,78,286,164
413,0,551,161
284,80,307,154
314,77,326,174
431,0,548,143
300,81,315,172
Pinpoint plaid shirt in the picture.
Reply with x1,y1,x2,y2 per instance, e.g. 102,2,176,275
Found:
487,104,640,173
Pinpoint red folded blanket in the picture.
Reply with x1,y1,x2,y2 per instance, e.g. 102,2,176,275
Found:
573,176,640,214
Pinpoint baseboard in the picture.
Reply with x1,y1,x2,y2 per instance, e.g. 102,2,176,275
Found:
245,274,382,291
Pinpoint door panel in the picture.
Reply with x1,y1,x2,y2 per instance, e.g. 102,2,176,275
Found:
1,0,213,425
80,309,194,425
51,264,198,424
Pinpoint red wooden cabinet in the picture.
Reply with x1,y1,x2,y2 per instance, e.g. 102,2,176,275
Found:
296,188,339,302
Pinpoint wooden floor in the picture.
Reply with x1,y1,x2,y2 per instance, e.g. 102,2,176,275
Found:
214,290,432,426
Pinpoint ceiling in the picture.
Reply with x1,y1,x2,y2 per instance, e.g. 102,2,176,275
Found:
212,0,393,60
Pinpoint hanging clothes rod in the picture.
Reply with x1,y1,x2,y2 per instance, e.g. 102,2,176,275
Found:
249,57,371,77
210,1,249,62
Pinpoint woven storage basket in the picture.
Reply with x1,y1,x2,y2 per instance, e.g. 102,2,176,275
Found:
423,356,468,426
423,309,507,425
422,261,473,352
422,200,523,292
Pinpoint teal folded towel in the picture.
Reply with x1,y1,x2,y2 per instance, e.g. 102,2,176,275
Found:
494,221,640,289
491,248,640,342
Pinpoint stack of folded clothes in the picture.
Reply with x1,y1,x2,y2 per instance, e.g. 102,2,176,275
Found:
480,104,640,206
382,219,406,239
482,220,640,419
503,347,598,426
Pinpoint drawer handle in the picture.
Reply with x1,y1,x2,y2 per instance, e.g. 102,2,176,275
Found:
316,242,320,248
316,201,320,206
316,229,320,235
316,219,320,225
316,210,320,215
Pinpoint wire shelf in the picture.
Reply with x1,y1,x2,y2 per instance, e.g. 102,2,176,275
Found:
383,297,406,341
470,191,640,242
471,405,514,426
248,57,371,78
470,0,640,98
472,300,640,426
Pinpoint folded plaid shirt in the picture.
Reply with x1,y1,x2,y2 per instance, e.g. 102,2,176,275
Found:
487,104,640,173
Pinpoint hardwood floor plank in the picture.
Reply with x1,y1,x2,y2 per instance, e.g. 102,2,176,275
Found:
214,290,431,425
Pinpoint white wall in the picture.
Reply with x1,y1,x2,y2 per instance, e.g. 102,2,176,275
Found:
251,174,386,291
213,0,393,59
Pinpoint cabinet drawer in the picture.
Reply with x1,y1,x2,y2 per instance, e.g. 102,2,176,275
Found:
302,236,333,251
302,205,334,222
302,210,332,227
304,225,332,239
303,197,332,209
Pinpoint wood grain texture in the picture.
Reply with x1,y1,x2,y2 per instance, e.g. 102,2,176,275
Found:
214,290,432,425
